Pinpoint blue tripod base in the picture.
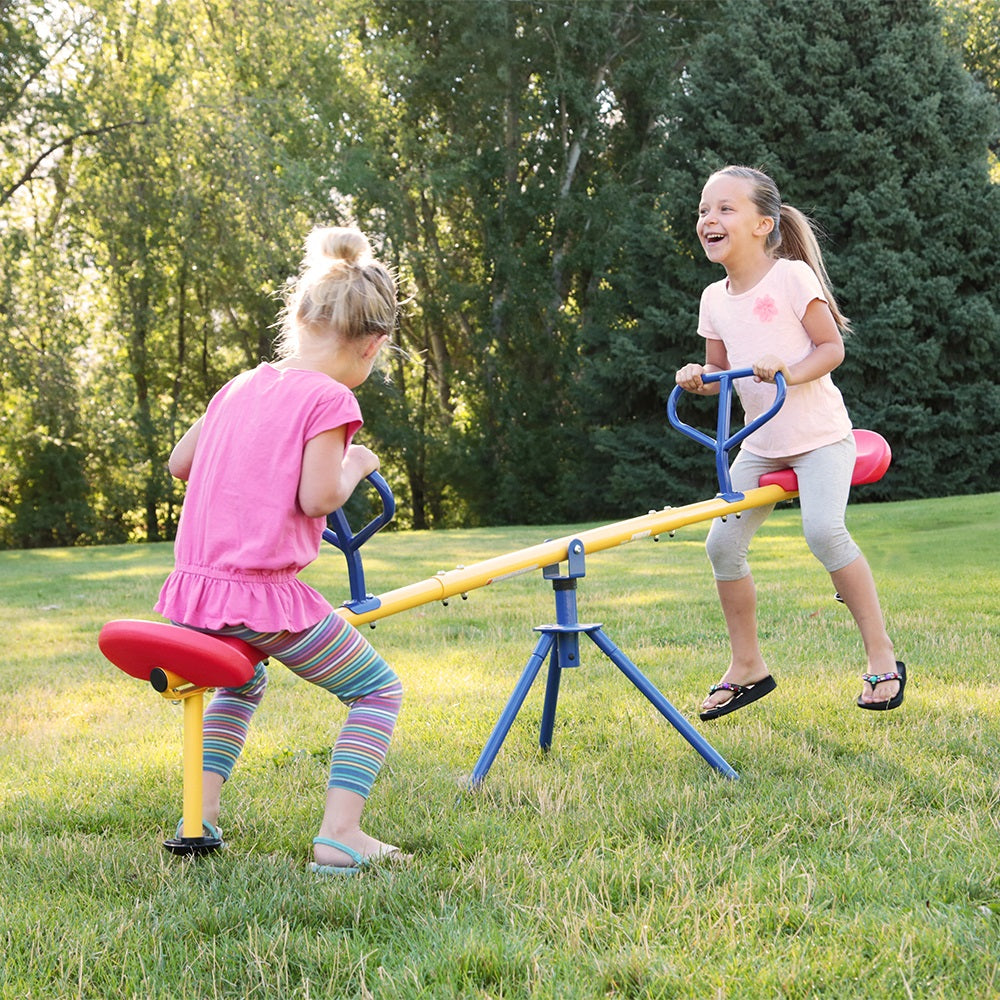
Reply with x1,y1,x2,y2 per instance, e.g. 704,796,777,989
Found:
468,539,739,787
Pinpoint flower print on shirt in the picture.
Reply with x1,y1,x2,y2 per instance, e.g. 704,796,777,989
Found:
753,295,778,322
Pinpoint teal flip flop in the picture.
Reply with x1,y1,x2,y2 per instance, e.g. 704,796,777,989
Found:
174,818,223,840
308,837,367,876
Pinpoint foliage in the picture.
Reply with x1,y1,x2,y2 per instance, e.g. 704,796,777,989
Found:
610,0,1000,505
937,0,1000,127
0,0,997,547
344,0,716,525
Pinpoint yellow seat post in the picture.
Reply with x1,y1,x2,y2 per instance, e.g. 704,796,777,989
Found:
99,620,257,857
181,691,205,840
150,667,220,854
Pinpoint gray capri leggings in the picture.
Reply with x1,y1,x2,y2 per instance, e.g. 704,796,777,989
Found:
706,433,861,581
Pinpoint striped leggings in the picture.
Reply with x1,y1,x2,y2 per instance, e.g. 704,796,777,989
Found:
195,613,402,800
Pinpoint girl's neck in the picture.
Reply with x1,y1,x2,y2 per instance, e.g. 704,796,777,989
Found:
273,352,343,381
274,336,375,389
724,254,776,295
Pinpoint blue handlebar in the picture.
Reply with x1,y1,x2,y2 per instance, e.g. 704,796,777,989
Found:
323,472,396,613
667,368,787,502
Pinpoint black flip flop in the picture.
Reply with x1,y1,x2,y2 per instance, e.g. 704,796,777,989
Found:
699,674,777,721
857,661,906,711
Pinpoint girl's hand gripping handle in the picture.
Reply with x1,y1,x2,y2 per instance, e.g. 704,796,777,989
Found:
667,368,786,502
323,472,396,613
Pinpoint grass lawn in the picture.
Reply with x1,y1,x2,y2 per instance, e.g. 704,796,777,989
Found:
1,492,998,999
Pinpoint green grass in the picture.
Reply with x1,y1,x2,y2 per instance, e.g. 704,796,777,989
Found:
1,493,998,999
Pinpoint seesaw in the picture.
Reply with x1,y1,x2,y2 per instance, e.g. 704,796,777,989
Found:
99,368,890,850
326,369,888,785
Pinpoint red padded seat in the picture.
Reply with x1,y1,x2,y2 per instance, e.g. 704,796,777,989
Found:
758,429,891,492
99,619,258,688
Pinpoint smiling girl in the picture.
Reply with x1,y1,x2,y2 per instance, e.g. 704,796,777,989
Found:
675,166,905,720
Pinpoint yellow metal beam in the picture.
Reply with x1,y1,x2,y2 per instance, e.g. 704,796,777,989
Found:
335,483,795,627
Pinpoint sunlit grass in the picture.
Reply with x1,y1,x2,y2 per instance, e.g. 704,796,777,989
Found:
1,493,999,998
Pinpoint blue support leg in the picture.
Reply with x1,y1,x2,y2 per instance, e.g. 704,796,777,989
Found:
468,538,739,788
588,628,738,779
538,644,562,752
469,632,556,787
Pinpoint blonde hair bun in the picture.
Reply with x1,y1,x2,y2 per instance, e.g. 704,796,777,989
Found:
304,226,372,269
277,225,398,355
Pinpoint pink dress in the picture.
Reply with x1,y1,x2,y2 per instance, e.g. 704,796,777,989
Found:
155,363,363,632
698,258,852,458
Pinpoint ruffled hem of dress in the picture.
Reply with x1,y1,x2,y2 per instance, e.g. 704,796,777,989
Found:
155,570,333,634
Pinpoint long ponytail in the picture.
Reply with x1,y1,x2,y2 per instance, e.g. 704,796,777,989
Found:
775,204,851,333
711,166,851,333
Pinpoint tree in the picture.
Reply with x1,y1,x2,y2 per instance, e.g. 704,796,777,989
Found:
596,0,1000,504
937,0,1000,164
339,0,717,524
0,2,105,545
0,3,145,209
50,0,357,542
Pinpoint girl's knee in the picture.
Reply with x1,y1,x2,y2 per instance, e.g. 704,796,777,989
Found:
706,533,748,580
705,528,725,566
229,661,268,701
378,674,404,705
352,667,403,707
803,523,859,572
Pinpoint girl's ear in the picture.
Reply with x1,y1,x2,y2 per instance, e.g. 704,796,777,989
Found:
362,333,389,360
755,215,775,237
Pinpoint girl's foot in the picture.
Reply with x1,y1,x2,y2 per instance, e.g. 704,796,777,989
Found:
858,677,899,705
313,830,410,868
857,662,906,710
857,652,901,705
701,664,772,714
699,674,776,721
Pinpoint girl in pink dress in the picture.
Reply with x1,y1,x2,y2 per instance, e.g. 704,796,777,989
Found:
675,166,904,720
157,226,406,874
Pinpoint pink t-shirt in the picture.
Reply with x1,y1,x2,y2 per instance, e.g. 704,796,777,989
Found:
698,258,852,457
155,363,363,632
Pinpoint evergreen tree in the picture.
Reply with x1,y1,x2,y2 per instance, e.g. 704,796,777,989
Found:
587,0,1000,506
